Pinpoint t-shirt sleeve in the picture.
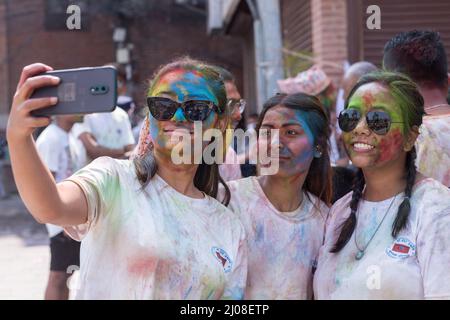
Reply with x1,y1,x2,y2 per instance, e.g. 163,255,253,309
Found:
123,120,136,146
63,156,118,241
71,122,91,138
417,205,450,299
221,222,248,300
119,111,136,146
323,193,352,247
36,134,61,173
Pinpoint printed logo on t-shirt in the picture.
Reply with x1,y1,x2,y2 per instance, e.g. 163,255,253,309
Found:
211,247,233,273
386,237,416,259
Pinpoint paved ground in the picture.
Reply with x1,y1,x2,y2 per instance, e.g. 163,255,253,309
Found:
0,194,50,300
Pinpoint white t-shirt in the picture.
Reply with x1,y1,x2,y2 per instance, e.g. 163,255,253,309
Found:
314,178,450,300
70,122,90,167
219,147,242,182
64,157,247,300
415,114,450,187
226,176,329,299
82,107,135,151
36,123,84,237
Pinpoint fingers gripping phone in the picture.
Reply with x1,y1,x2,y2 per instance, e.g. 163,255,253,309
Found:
31,66,117,116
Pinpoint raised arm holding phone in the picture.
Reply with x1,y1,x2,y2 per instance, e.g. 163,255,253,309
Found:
7,63,89,226
7,60,247,300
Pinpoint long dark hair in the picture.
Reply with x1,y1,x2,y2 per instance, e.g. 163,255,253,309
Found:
256,93,333,206
133,57,231,205
331,71,425,253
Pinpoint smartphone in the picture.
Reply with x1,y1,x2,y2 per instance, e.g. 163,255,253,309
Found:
31,66,117,116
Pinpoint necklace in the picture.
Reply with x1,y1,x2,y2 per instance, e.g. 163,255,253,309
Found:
354,195,397,260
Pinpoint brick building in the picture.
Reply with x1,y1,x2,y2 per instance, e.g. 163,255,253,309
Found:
0,0,243,132
209,0,450,114
0,0,242,193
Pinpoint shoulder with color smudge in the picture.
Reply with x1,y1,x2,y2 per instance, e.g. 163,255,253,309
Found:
330,190,353,211
93,156,134,174
83,156,118,173
327,191,353,227
226,177,259,215
226,176,255,193
208,192,246,232
412,178,450,212
305,191,331,221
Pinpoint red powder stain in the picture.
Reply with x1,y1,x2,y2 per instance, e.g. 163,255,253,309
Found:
128,257,158,275
158,68,186,84
191,69,203,78
377,129,404,163
362,91,375,107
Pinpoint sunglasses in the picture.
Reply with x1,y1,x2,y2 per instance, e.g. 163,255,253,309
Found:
227,99,246,114
338,108,403,135
147,97,223,122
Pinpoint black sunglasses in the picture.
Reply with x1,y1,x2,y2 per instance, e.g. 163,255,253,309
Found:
338,108,403,135
147,97,223,122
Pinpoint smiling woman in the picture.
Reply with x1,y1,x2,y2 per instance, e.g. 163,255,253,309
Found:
313,71,450,300
133,58,230,204
223,92,332,300
6,59,247,300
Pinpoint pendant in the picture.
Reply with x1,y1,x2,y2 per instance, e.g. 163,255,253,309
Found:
355,250,365,260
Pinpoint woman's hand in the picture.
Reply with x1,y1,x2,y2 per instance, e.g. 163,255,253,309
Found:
7,63,59,142
5,63,88,226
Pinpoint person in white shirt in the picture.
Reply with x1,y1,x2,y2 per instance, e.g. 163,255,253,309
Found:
383,30,450,187
78,107,135,162
7,59,247,299
77,63,135,162
212,66,245,182
225,93,332,299
35,114,84,300
314,71,450,299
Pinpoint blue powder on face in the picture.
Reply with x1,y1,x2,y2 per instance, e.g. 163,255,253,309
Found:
169,72,219,105
148,71,220,140
293,109,322,146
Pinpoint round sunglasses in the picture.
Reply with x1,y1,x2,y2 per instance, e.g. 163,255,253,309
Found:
338,108,403,135
147,97,223,122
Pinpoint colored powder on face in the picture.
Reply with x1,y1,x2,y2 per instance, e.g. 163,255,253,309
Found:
150,69,219,105
286,136,314,170
361,90,376,107
289,110,318,171
347,83,406,132
146,68,221,150
172,108,187,122
343,83,407,161
262,107,317,174
293,110,316,146
377,128,404,164
149,115,166,147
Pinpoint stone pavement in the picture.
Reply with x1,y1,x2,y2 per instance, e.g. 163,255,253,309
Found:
0,194,50,300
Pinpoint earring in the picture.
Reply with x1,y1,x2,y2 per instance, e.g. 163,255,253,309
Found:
403,141,414,152
314,146,323,158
